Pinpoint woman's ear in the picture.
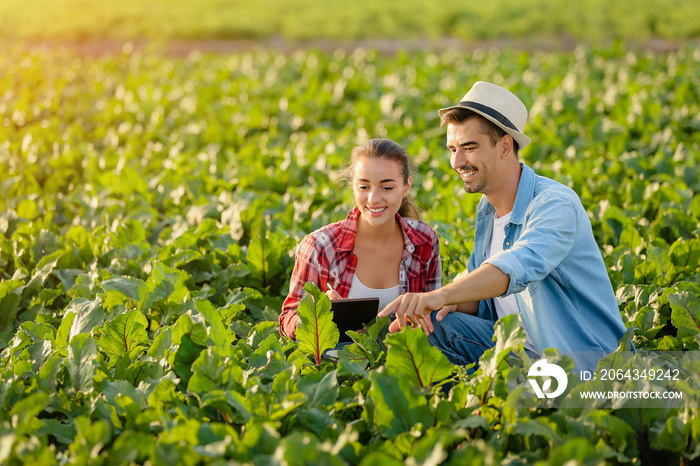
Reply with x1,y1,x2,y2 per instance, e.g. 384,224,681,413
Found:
404,176,412,196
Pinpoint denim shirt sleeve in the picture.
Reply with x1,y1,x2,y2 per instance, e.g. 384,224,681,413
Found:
484,191,579,297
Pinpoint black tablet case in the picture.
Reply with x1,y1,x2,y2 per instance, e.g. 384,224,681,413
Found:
331,297,380,342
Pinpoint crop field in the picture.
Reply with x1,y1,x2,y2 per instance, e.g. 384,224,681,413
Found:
1,0,700,43
1,40,700,464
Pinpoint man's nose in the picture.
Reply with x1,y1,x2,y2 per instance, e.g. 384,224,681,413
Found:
451,149,465,170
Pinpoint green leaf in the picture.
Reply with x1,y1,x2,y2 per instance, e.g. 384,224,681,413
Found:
10,391,48,436
615,325,638,352
246,221,285,288
22,256,58,300
173,333,206,388
36,419,77,445
296,369,338,408
0,293,20,337
109,431,155,464
367,371,432,439
292,407,337,440
111,219,146,248
385,327,454,388
511,418,564,447
0,279,22,332
296,282,339,365
548,437,603,466
147,376,186,413
66,333,97,394
187,346,242,395
147,262,190,304
102,379,147,410
194,299,234,347
480,314,526,376
276,431,344,466
248,334,287,379
669,289,700,339
219,303,246,326
98,310,150,362
37,354,64,392
63,297,105,344
100,276,149,310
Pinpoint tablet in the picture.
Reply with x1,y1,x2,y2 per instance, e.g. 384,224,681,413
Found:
331,297,380,342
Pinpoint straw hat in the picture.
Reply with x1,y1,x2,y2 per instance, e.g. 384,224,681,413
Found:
438,81,531,149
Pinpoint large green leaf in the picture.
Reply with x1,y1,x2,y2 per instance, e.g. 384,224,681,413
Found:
98,310,150,362
296,369,338,408
248,333,287,380
0,279,23,333
146,262,190,304
480,313,527,376
57,297,105,345
100,276,149,310
187,346,242,395
173,333,206,388
296,282,339,365
275,431,344,466
246,219,286,289
194,299,234,347
66,333,97,394
669,288,700,339
385,327,454,388
366,371,432,439
22,255,59,300
9,391,48,437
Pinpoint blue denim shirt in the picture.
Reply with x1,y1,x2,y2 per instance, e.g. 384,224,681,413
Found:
469,163,628,372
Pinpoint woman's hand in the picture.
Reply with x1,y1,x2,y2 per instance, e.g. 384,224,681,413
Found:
325,283,341,300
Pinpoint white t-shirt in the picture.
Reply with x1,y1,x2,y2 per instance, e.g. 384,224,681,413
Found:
487,211,538,354
348,274,401,311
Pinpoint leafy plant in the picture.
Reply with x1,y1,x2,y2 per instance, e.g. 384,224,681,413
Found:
0,43,699,464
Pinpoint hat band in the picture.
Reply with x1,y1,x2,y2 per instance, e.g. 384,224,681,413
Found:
458,101,519,132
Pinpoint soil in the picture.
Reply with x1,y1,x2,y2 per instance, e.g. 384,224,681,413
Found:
7,36,694,57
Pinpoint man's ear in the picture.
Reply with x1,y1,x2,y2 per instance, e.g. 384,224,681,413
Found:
501,134,514,158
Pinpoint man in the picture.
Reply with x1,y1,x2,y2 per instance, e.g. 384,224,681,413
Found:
379,81,628,372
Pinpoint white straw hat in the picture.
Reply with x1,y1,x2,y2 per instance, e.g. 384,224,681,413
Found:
438,81,531,149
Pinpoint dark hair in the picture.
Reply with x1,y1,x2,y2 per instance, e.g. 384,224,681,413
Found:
440,108,519,157
342,139,420,219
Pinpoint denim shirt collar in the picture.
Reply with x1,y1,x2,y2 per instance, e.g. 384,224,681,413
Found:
509,163,536,225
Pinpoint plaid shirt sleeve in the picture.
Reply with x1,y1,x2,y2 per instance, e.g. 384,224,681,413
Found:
279,234,331,339
423,230,443,292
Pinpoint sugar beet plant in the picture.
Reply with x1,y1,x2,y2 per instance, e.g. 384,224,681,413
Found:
1,44,700,464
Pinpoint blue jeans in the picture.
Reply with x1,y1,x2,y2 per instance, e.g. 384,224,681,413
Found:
427,311,539,371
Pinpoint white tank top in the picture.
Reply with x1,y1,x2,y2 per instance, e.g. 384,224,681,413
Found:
348,274,401,311
487,211,537,354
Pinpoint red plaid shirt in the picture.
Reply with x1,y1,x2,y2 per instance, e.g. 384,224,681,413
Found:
280,207,442,339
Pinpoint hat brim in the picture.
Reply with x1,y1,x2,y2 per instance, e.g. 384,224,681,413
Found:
438,104,532,149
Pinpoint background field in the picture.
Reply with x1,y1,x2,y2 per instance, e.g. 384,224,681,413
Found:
1,2,700,465
1,0,700,43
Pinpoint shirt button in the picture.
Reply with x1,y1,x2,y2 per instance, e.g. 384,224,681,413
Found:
506,242,510,246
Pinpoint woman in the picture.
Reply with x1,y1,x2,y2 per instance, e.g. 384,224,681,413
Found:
279,138,442,339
